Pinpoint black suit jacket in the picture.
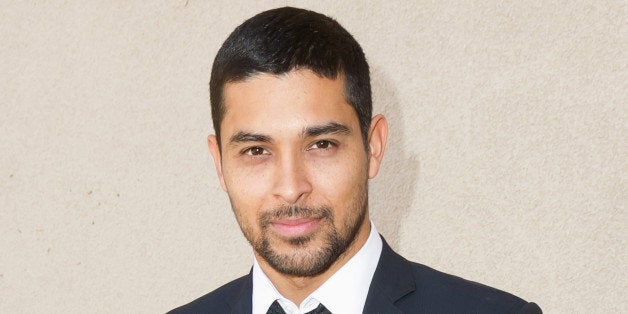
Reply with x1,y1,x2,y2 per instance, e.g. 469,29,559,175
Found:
169,237,542,313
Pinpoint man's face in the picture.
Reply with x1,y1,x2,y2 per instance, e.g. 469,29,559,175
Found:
208,69,386,277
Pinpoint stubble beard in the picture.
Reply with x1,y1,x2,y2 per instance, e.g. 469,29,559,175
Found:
233,187,368,277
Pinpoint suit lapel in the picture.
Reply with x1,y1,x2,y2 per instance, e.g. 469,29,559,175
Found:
229,269,253,313
363,236,416,314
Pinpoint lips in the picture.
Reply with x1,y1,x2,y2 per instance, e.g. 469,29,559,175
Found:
270,218,321,238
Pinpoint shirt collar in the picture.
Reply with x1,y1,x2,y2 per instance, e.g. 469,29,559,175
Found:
252,221,383,314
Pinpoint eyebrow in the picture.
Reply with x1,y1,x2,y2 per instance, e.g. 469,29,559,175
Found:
228,132,271,145
227,122,351,146
304,122,351,137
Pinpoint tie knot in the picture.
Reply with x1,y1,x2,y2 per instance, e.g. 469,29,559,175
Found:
267,300,332,314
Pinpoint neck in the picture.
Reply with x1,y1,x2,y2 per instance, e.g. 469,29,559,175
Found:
256,217,371,305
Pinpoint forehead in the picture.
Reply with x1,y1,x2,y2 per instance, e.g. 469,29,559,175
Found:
220,70,358,138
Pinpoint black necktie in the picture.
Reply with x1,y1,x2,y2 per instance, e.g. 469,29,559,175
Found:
267,300,332,314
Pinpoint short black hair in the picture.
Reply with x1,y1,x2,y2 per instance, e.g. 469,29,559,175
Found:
210,7,372,149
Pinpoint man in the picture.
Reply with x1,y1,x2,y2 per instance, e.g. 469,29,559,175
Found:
171,7,541,314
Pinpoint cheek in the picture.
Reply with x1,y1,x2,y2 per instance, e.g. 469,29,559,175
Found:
222,162,272,220
309,151,368,207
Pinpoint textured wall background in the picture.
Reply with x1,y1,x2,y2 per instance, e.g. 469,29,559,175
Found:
1,1,625,313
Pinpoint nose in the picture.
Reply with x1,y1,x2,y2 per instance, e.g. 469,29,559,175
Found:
272,153,312,204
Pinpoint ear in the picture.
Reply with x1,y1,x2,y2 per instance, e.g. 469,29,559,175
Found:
367,114,388,179
207,135,227,191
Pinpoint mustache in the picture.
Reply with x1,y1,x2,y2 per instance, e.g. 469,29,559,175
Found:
260,205,332,225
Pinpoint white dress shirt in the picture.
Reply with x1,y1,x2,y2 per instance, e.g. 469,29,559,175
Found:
252,221,383,314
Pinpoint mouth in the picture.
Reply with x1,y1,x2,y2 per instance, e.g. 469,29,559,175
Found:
269,217,321,238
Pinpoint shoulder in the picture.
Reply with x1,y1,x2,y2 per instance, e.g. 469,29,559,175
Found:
371,238,541,313
405,261,541,313
167,274,251,314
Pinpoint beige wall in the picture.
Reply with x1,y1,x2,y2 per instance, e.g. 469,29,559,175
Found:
1,1,625,313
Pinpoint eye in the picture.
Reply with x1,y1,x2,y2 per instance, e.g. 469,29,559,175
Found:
308,140,335,150
243,146,268,156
